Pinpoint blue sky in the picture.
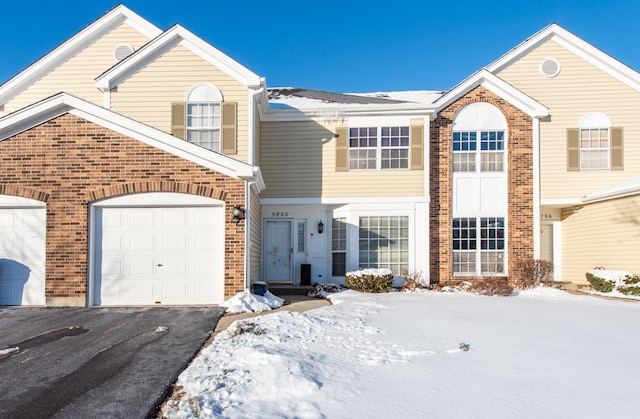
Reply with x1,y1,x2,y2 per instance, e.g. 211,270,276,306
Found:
1,0,639,93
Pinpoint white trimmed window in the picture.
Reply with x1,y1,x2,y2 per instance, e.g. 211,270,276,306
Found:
358,216,409,275
453,217,505,275
186,84,223,152
453,131,505,172
579,113,611,170
349,127,410,170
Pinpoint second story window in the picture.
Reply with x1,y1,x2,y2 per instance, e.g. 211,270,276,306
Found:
349,126,410,170
186,84,223,152
453,130,505,172
580,128,609,170
568,112,623,172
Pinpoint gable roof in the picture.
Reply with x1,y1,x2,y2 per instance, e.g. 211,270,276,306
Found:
487,23,640,93
0,93,263,188
0,5,162,107
95,24,263,90
434,69,549,118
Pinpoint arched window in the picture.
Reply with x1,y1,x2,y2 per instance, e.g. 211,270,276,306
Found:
578,112,610,170
452,102,507,172
186,84,223,152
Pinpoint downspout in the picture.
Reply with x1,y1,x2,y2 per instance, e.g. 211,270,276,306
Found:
245,181,251,291
245,85,265,290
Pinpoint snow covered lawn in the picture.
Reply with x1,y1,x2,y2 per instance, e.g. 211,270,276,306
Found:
163,289,640,418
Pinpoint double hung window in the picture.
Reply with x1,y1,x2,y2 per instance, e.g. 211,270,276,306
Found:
349,127,409,170
453,217,505,275
453,131,505,172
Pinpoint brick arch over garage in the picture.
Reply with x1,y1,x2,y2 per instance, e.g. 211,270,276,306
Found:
0,185,49,203
86,182,227,202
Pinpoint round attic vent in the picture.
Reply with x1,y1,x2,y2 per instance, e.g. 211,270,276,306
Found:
114,44,134,62
540,58,560,77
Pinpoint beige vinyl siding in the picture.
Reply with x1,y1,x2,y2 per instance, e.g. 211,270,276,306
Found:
260,120,425,198
561,195,640,283
249,186,262,283
110,45,251,163
496,39,640,199
2,23,150,113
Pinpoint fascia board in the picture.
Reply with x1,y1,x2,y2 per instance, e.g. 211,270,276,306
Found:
435,70,548,118
0,5,161,106
0,94,257,182
481,78,548,118
540,198,583,206
551,34,640,92
97,25,262,90
486,24,556,74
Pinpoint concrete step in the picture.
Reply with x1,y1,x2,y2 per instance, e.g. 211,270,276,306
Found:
267,284,313,296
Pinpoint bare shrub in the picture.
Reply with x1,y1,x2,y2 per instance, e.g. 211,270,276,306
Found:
400,271,428,292
468,277,514,296
514,259,554,289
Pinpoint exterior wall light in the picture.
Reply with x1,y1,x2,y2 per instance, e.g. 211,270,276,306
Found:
232,205,246,223
317,220,324,234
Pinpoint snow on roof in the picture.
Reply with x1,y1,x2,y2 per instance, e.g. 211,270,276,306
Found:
583,174,640,203
268,87,444,110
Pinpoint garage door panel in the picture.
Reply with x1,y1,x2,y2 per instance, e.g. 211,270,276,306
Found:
163,233,188,251
130,257,156,275
162,209,188,227
163,282,188,299
130,210,155,227
162,258,188,274
128,281,155,300
97,204,224,306
131,233,155,251
195,258,216,274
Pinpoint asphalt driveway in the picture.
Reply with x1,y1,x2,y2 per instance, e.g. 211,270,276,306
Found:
0,306,225,418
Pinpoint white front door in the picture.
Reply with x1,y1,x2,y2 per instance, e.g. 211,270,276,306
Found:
95,205,224,305
540,223,554,263
0,207,46,305
264,220,292,282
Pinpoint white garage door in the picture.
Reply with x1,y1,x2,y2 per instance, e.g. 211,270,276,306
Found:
95,205,224,306
0,206,46,306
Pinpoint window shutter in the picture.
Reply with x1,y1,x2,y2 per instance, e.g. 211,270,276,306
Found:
222,102,238,155
610,127,624,171
335,127,348,172
566,128,580,171
410,123,424,170
171,103,186,139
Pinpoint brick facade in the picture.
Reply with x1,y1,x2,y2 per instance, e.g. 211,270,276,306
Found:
429,86,534,284
0,113,247,303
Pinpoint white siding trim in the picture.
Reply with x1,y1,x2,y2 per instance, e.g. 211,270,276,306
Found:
533,118,541,259
261,196,429,205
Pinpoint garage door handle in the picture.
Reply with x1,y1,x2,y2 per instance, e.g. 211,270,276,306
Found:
157,264,163,267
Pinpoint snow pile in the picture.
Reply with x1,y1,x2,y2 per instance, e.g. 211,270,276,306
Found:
219,291,284,314
345,268,393,277
588,269,632,285
164,288,640,418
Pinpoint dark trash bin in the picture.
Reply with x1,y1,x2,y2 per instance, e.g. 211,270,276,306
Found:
253,281,268,296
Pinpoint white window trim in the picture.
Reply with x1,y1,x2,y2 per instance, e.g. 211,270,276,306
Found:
578,112,611,171
348,126,410,171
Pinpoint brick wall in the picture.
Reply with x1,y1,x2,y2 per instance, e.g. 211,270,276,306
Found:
0,113,247,302
430,86,534,284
